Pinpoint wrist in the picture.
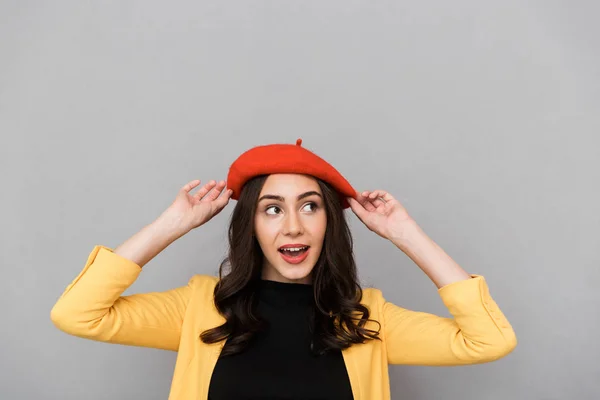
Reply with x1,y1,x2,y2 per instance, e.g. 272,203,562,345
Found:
154,212,189,242
388,219,422,250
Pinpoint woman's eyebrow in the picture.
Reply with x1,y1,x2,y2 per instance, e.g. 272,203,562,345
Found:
258,191,322,203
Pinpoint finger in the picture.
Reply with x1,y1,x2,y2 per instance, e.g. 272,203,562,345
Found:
182,179,201,193
361,195,384,210
193,180,218,200
368,190,385,201
369,190,395,203
205,180,227,201
208,189,232,216
213,188,233,210
362,191,383,203
370,190,397,208
371,197,386,209
356,193,377,212
347,197,370,221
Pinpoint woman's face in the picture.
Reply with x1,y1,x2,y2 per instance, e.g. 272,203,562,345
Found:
254,173,327,284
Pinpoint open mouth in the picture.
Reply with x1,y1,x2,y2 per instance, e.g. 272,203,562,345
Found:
277,245,310,257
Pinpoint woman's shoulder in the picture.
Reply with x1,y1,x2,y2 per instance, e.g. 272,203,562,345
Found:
186,274,219,293
188,274,219,284
360,286,385,307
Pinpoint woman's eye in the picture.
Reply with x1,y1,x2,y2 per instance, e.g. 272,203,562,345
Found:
265,206,281,215
303,202,318,212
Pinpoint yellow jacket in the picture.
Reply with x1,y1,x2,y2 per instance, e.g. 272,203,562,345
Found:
51,245,517,399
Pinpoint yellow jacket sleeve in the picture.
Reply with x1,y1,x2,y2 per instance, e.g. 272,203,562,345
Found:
382,275,517,365
50,245,195,351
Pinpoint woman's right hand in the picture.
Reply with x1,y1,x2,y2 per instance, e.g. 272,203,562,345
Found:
161,179,233,236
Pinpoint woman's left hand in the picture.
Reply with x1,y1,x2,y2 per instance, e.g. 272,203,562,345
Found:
347,190,416,241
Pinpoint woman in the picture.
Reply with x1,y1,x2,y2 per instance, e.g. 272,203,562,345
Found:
51,138,517,399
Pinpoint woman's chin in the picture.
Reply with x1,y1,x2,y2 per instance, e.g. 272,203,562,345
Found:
261,253,319,283
272,264,315,284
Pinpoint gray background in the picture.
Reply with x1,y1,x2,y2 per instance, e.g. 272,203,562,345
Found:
1,1,598,399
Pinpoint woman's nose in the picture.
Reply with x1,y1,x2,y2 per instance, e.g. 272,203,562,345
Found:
283,212,304,236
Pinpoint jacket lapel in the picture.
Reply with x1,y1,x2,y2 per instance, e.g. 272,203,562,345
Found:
342,343,361,400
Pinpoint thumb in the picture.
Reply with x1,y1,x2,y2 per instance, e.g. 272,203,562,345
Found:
347,197,369,221
211,189,233,211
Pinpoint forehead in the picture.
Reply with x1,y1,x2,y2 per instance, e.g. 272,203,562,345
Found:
260,173,321,195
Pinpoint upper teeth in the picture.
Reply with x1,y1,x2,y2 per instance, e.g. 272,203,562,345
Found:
281,246,307,252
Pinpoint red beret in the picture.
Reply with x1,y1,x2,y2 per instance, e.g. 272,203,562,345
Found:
227,138,356,209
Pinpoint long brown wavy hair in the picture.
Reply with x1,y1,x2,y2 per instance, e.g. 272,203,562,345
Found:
200,174,381,356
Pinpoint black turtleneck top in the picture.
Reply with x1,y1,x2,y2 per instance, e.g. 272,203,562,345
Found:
207,279,354,400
